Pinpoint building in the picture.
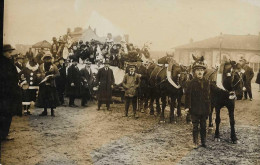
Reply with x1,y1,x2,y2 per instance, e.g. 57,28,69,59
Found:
174,33,260,73
69,26,129,43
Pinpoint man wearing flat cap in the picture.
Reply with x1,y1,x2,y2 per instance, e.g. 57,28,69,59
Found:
185,56,232,148
239,57,254,101
0,44,22,141
122,64,140,118
96,60,115,110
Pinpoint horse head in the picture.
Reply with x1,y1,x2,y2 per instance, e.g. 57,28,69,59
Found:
166,60,190,89
222,60,243,100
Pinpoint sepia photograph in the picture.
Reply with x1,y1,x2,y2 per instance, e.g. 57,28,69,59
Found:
1,0,260,164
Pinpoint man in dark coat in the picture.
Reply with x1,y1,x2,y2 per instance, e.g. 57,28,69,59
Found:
96,60,115,110
0,44,22,141
80,61,94,106
55,58,67,105
185,57,230,148
239,58,254,101
67,57,81,107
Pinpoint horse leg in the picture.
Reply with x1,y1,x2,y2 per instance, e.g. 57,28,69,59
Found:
214,107,221,141
160,95,166,123
177,94,182,117
228,103,238,144
169,96,175,123
208,105,214,128
149,95,155,115
156,96,161,115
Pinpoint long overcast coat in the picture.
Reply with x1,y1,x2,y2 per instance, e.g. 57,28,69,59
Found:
96,67,115,102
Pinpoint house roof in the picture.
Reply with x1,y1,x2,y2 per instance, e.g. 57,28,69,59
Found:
175,34,260,51
32,40,51,49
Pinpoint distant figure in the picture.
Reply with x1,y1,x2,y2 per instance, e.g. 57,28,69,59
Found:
35,48,45,65
255,69,260,92
55,58,67,106
80,61,94,107
37,54,60,116
66,57,81,107
0,44,22,141
25,48,34,61
96,60,115,110
239,58,254,101
51,37,59,59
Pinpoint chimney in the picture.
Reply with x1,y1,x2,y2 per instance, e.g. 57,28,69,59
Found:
94,28,96,34
190,38,193,43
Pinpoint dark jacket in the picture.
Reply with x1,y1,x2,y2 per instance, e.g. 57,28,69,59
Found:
243,65,254,85
36,63,60,108
96,67,115,101
0,55,22,116
80,67,94,95
185,78,228,116
55,64,67,91
38,63,60,87
66,64,81,97
256,71,260,84
122,73,140,97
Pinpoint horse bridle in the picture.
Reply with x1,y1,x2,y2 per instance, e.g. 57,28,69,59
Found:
232,71,244,88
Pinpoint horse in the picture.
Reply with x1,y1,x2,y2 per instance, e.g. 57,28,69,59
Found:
210,60,243,143
147,61,189,123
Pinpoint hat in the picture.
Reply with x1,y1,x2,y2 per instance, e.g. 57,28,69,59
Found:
41,54,53,61
3,44,15,52
69,56,78,62
84,60,92,65
52,37,57,41
192,55,207,70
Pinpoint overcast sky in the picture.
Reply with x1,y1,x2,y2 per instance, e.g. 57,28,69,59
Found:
3,0,260,51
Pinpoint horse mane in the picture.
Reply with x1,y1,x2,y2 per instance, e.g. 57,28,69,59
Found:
204,68,218,82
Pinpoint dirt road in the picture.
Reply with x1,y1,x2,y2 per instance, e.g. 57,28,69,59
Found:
1,84,260,165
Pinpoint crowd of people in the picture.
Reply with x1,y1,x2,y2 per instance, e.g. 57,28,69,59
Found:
0,37,257,149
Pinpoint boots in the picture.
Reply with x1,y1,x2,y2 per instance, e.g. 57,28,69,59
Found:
51,108,55,117
39,108,47,116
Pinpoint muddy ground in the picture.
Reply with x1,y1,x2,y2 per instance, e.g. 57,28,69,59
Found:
1,84,260,165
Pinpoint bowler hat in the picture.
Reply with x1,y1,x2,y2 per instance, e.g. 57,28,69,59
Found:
3,44,15,52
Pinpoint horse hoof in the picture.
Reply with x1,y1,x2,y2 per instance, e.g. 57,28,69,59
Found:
232,140,237,144
159,120,166,124
214,138,220,142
